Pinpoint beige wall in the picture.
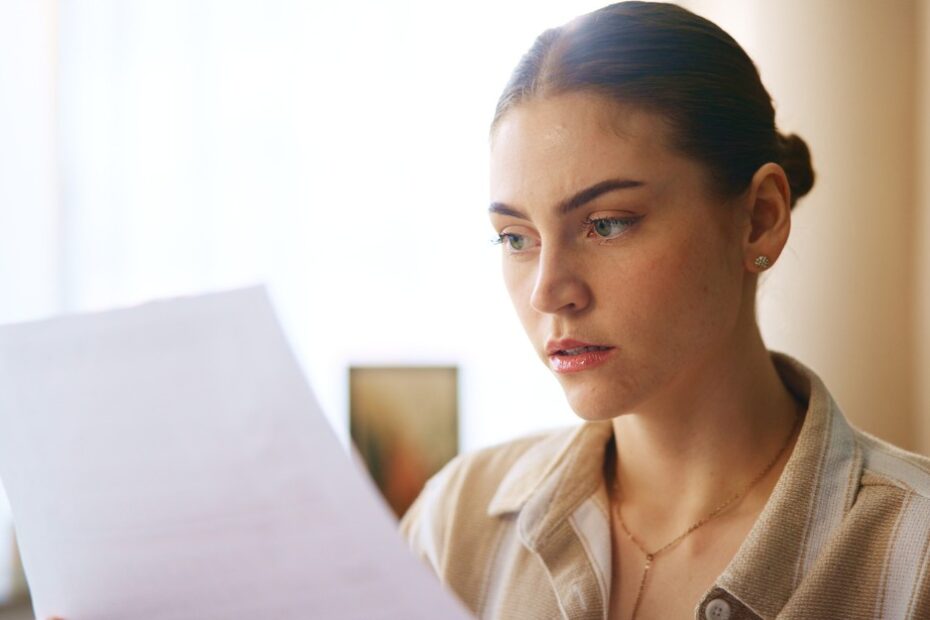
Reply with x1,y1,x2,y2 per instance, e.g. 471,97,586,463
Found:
684,0,925,452
919,0,930,455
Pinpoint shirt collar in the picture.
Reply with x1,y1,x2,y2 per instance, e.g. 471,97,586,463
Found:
486,419,614,547
486,351,862,619
713,351,862,618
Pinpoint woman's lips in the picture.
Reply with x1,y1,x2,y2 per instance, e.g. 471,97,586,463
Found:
548,346,615,373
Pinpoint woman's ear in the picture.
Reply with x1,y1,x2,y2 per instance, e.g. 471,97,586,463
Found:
741,162,792,272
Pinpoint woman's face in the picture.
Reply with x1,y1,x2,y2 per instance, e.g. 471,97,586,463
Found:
489,92,751,421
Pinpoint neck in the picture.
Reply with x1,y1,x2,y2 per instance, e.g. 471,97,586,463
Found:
610,327,804,545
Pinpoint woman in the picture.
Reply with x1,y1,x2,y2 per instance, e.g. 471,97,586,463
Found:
400,2,930,619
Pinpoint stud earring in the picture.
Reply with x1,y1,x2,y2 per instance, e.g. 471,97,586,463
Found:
754,255,772,270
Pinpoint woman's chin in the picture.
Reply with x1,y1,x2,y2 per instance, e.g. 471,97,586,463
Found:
558,373,645,421
563,390,624,422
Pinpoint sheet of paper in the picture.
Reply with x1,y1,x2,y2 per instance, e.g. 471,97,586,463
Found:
0,286,473,620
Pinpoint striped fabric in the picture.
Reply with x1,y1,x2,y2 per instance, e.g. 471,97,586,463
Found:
399,351,930,619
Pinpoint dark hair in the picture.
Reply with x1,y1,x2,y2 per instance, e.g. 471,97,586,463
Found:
492,1,814,208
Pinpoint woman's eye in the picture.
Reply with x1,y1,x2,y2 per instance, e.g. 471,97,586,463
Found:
493,233,535,252
586,216,640,240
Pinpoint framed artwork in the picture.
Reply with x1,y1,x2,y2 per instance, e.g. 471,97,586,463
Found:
349,366,458,519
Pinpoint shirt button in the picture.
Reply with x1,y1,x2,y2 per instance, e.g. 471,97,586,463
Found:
705,598,732,620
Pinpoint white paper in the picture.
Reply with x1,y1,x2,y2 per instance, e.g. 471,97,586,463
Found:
0,286,473,620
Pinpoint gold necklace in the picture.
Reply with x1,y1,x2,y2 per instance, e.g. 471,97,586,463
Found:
611,412,802,620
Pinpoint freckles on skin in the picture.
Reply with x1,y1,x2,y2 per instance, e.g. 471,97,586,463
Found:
655,215,736,332
556,222,734,421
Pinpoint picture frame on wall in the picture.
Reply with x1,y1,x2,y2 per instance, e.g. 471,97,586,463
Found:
349,366,459,519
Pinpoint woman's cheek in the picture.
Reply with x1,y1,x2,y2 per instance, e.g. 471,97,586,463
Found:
502,261,526,301
502,262,537,325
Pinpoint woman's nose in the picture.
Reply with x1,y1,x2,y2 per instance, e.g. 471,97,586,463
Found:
529,247,591,315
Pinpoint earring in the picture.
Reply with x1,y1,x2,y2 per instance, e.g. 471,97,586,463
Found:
754,255,772,270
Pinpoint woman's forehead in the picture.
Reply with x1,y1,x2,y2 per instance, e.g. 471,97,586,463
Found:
489,93,683,201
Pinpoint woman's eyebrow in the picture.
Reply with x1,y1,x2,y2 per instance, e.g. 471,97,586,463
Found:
488,178,645,220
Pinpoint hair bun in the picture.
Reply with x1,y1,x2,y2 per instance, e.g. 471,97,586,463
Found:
776,133,815,207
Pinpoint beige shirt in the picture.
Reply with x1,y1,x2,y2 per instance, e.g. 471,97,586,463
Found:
399,351,930,619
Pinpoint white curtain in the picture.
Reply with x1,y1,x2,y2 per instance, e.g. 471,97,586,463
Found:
54,0,602,453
